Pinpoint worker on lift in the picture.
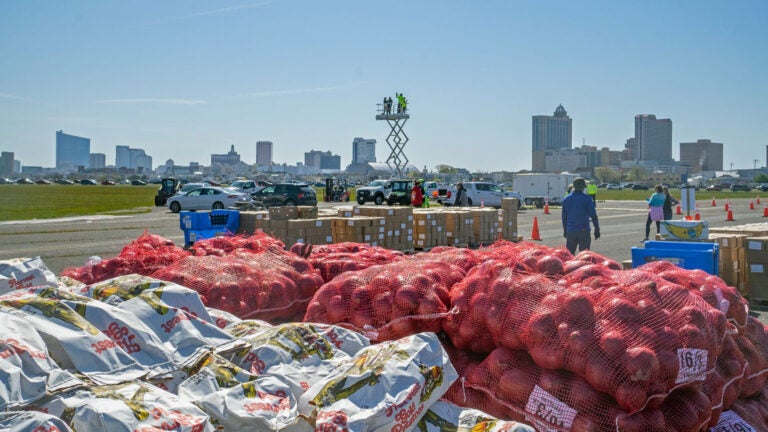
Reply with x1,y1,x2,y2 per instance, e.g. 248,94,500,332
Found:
397,93,407,113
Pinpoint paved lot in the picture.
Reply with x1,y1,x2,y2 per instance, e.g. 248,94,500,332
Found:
1,198,766,321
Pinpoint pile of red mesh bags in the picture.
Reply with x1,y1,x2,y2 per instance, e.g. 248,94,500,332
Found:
301,242,406,283
61,232,189,284
303,257,466,342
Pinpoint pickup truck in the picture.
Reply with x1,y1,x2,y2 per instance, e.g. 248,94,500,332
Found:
228,179,270,195
356,180,391,205
440,182,522,208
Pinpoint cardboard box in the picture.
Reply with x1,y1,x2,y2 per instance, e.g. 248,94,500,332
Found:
297,206,319,219
269,206,299,220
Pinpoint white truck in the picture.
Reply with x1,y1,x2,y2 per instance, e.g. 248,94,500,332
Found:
511,173,579,208
440,181,523,208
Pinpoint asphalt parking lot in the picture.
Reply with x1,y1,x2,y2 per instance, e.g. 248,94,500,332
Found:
1,198,766,322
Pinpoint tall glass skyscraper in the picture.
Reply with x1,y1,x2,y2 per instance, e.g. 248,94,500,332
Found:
532,105,572,171
56,130,90,169
634,114,672,162
352,137,376,164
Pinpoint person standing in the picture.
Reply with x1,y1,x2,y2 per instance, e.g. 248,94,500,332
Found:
662,186,679,221
586,181,597,206
411,179,424,207
644,185,666,241
453,182,469,207
562,177,600,255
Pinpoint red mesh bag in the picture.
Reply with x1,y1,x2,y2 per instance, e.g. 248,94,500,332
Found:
60,232,189,284
726,387,768,431
734,317,768,398
303,259,465,342
304,242,405,283
417,247,480,273
190,232,285,256
152,249,322,322
474,241,574,277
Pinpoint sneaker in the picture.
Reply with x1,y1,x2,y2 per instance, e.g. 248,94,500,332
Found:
641,238,648,242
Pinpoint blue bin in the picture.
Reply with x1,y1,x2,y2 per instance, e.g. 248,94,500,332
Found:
180,210,240,246
631,241,719,275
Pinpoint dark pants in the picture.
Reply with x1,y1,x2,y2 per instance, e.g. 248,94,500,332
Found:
663,209,673,221
566,230,591,255
645,215,660,239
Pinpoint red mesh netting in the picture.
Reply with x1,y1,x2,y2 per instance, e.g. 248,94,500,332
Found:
151,247,322,322
475,241,579,277
303,257,465,342
727,387,768,430
60,231,189,284
189,232,285,256
415,247,481,273
301,242,405,283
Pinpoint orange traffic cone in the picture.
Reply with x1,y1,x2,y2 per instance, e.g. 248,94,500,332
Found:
676,204,682,215
750,200,755,210
763,204,768,217
544,201,550,215
695,207,701,221
726,209,735,221
711,196,717,207
757,195,761,204
724,201,729,212
530,216,542,241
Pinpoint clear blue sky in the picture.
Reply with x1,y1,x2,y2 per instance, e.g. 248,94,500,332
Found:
1,1,766,172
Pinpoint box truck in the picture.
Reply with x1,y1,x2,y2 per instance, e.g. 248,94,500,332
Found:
512,173,579,208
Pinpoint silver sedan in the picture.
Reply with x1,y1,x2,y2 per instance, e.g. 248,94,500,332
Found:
167,187,251,213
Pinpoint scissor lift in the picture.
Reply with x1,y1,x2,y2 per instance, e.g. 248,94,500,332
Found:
376,98,410,178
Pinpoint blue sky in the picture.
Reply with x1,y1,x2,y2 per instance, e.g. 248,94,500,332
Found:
1,1,766,172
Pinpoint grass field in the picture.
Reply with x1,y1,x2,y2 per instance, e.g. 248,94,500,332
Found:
0,184,763,222
0,184,157,221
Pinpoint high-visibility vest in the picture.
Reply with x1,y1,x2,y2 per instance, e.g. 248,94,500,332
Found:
587,184,597,195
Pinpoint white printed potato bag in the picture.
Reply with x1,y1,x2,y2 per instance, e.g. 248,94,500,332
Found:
0,411,73,432
117,292,242,367
0,312,81,411
33,287,180,377
299,332,457,432
183,371,312,432
0,293,146,385
208,306,244,329
159,351,260,396
710,410,758,432
0,258,57,294
35,382,215,432
227,322,370,399
416,400,536,432
82,274,214,324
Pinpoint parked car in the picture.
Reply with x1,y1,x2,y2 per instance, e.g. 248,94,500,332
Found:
55,179,75,185
80,179,98,185
131,180,147,186
16,178,34,184
621,183,635,189
177,182,210,194
167,186,252,213
606,183,622,190
356,179,392,205
101,180,116,185
229,179,269,195
730,184,751,192
631,184,650,190
0,178,13,184
251,183,318,207
706,185,722,192
35,179,51,185
756,184,768,192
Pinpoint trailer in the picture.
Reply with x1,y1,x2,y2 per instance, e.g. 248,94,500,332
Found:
512,173,579,208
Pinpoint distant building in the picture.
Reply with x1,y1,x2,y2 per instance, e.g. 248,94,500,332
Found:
211,145,241,165
305,150,341,170
256,141,273,166
89,153,106,170
352,137,376,164
0,152,14,176
116,145,153,172
56,130,90,170
634,114,672,162
532,105,572,171
13,160,21,174
680,139,723,172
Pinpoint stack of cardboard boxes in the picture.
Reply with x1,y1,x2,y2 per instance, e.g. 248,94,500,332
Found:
351,206,414,251
500,198,520,241
710,223,768,301
443,209,473,247
471,207,500,245
330,216,386,246
745,236,768,300
237,206,333,246
707,233,748,294
413,209,439,250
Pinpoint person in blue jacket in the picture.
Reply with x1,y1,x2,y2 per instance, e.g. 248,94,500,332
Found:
561,177,600,255
644,185,666,241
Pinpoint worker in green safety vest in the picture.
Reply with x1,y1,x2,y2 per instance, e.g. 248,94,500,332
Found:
586,181,597,206
397,93,407,113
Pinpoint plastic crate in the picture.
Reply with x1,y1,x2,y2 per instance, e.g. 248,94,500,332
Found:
183,228,228,247
631,241,719,275
180,210,240,232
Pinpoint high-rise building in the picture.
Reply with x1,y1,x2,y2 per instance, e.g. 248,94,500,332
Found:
634,114,672,162
115,145,152,171
211,145,241,165
256,141,273,166
0,152,14,176
352,137,376,164
304,150,341,170
532,105,572,171
89,153,106,169
679,139,723,172
56,130,90,169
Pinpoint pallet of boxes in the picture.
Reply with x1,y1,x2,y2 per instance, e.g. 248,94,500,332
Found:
336,206,414,251
237,206,335,247
709,223,768,303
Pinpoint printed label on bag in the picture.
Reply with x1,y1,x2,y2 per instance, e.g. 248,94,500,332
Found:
524,385,576,431
711,410,756,432
675,348,708,384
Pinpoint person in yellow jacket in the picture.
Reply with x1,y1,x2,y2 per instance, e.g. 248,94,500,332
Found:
586,181,597,206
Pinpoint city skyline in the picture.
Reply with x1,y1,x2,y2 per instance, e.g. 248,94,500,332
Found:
1,1,766,172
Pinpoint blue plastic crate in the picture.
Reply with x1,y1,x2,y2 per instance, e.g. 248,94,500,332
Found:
183,228,229,247
631,241,719,275
180,210,240,232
